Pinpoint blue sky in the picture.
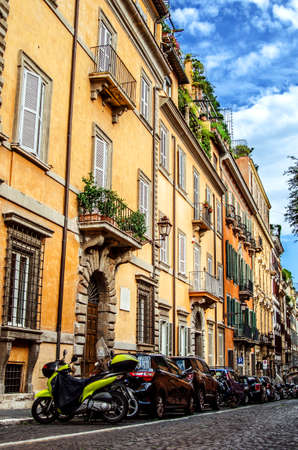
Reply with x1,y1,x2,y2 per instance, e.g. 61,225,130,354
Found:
169,0,298,283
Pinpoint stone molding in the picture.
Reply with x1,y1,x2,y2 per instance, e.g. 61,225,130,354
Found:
74,235,132,374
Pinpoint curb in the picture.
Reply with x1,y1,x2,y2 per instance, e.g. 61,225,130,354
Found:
0,417,33,426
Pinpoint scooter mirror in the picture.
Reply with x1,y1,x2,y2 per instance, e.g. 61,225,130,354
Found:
63,349,68,358
110,350,115,358
71,355,78,363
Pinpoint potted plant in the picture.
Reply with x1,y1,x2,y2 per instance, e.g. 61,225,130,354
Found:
203,201,209,209
208,206,213,213
127,210,146,240
78,173,100,221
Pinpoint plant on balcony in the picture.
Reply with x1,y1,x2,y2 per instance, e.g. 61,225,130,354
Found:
233,144,253,158
211,121,231,147
77,173,100,215
127,211,147,240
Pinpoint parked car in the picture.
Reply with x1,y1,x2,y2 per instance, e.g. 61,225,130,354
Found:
129,353,195,419
259,376,276,401
239,375,266,403
210,368,244,407
171,356,220,411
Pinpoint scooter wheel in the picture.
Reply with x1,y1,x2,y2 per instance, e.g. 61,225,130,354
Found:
101,391,128,424
127,397,139,419
32,397,58,424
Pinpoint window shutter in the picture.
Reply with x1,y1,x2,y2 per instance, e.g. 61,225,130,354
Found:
187,327,192,355
168,322,173,355
141,78,149,119
178,325,182,355
139,179,149,228
94,136,107,188
179,233,185,274
159,320,162,351
20,69,43,155
232,298,235,326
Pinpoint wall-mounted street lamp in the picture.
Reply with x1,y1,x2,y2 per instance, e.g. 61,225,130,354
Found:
157,215,172,241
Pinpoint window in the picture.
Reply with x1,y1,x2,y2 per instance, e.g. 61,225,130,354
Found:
193,169,200,219
99,21,112,71
218,264,223,298
3,221,45,330
208,325,214,366
178,232,186,275
140,75,150,121
179,325,191,356
160,122,169,170
138,172,150,234
92,125,112,189
163,76,172,97
159,320,172,355
15,53,52,161
218,329,224,366
137,282,153,345
212,153,218,170
4,364,23,393
178,147,186,190
217,200,222,235
193,244,201,290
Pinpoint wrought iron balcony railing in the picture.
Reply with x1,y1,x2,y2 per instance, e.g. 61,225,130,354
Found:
234,324,255,340
90,45,136,105
78,191,145,243
193,202,212,229
239,279,253,298
189,270,222,298
225,204,236,225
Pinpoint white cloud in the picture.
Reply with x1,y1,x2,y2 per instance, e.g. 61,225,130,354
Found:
234,42,282,75
273,0,298,28
234,86,298,233
171,8,199,27
189,21,215,36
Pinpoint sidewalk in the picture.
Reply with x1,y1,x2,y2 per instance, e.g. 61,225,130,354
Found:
0,408,32,426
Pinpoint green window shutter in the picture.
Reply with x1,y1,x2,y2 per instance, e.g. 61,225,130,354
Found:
227,295,231,326
232,298,235,326
226,241,229,279
245,308,249,325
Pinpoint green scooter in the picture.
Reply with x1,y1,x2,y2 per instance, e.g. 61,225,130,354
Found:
32,339,138,424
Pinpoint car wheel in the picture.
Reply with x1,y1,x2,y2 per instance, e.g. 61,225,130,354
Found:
153,394,165,419
185,393,195,415
212,390,220,410
196,388,205,412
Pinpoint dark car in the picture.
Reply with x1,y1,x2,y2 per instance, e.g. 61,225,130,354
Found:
211,368,244,407
129,353,195,419
239,375,266,403
171,356,220,411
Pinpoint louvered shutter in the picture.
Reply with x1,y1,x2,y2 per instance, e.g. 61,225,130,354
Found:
193,245,200,290
168,322,173,355
139,179,149,228
94,136,107,188
179,233,185,274
20,69,44,155
141,78,149,119
99,22,112,71
160,124,167,168
187,327,192,355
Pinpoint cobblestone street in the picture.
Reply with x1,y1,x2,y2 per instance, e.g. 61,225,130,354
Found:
0,399,297,449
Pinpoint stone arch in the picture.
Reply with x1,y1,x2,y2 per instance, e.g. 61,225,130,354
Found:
74,243,131,375
190,304,206,359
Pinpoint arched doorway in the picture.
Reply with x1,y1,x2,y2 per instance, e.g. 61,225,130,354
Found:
194,311,204,357
83,273,100,377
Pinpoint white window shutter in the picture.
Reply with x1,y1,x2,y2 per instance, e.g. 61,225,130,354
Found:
94,136,107,188
139,179,149,228
187,327,192,355
168,322,173,355
20,69,43,155
179,233,185,274
141,78,149,119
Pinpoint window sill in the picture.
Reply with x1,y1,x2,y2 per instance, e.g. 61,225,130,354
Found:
159,165,172,182
11,144,51,172
177,273,188,284
138,113,153,134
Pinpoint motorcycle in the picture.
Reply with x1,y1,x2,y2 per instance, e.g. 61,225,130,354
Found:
217,376,241,408
91,361,139,419
32,338,138,424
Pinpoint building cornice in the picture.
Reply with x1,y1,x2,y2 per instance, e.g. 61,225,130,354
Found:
161,97,226,195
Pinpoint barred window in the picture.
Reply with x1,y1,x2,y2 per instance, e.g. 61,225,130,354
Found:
3,223,44,329
137,282,154,345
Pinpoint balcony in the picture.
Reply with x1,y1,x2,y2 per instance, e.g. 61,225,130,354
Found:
78,190,145,252
244,230,252,248
234,325,259,344
239,222,247,241
239,280,253,300
255,236,263,253
89,45,136,123
193,203,212,234
249,237,256,254
225,204,236,226
233,214,242,235
260,333,275,347
189,270,222,308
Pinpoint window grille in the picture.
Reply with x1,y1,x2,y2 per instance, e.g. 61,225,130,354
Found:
137,283,154,345
4,364,23,393
3,223,44,329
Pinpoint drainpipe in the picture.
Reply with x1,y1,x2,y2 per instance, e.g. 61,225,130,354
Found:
172,135,177,355
56,0,80,360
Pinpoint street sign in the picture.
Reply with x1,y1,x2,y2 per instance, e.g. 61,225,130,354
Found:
263,360,268,370
237,356,244,366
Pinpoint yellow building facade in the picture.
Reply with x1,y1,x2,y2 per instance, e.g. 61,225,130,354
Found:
0,0,226,404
